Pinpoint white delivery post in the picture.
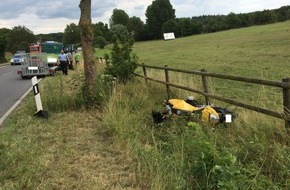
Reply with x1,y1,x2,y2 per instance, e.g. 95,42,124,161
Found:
31,76,48,119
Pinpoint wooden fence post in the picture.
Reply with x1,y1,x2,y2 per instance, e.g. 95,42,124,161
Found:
201,69,210,105
165,65,170,100
282,78,290,131
142,63,148,84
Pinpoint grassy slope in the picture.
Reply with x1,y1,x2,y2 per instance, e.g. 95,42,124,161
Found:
0,22,290,189
134,21,290,81
133,21,290,114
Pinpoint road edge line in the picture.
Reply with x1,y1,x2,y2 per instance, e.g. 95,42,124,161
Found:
0,63,10,68
0,78,42,127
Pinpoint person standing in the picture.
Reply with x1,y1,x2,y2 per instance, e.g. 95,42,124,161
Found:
74,50,81,66
67,51,74,70
57,50,70,75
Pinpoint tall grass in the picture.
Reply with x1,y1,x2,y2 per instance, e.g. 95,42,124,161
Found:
100,77,290,189
39,63,114,112
40,74,84,112
0,68,137,189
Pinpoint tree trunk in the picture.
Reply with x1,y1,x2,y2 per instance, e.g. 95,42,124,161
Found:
79,0,96,106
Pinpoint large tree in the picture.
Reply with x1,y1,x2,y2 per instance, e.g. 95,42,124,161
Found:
145,0,175,39
79,0,96,106
93,22,110,41
128,16,145,41
163,19,180,37
7,26,35,53
93,22,110,48
63,23,81,45
109,9,130,29
0,28,10,62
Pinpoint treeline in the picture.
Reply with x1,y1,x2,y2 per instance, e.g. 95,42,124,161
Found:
88,4,290,47
171,6,290,37
135,5,290,40
0,1,290,59
74,4,290,46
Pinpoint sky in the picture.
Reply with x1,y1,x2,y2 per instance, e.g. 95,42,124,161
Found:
0,0,289,34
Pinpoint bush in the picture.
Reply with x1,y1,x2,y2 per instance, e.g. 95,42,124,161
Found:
104,24,138,83
94,36,108,49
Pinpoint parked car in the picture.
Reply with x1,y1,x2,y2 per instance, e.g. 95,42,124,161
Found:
10,54,25,65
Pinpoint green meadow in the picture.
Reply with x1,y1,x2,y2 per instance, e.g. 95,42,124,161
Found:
134,21,290,81
0,22,289,189
133,21,290,115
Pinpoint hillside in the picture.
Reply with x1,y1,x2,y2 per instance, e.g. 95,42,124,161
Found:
134,21,290,81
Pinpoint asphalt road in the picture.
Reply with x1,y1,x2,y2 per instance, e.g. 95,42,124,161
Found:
0,64,32,125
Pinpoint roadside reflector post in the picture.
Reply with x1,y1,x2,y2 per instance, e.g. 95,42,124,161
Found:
31,76,48,119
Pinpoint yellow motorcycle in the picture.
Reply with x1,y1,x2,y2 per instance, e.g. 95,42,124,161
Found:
152,96,235,125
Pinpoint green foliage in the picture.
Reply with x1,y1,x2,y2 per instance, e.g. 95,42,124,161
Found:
163,19,180,36
1,5,289,51
276,6,290,21
104,24,138,83
36,32,63,43
0,28,9,51
81,74,115,108
145,0,176,39
0,28,10,63
180,123,244,189
109,8,130,29
62,23,81,45
128,16,145,41
226,12,242,29
7,26,35,53
94,36,108,49
93,22,111,42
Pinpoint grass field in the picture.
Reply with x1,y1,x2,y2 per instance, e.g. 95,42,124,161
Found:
134,21,290,81
133,21,290,115
0,22,290,189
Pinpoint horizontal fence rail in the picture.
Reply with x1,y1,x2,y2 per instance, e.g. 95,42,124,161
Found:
139,64,290,89
135,63,290,130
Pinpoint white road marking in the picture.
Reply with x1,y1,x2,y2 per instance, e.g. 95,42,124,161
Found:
0,78,42,127
1,71,14,77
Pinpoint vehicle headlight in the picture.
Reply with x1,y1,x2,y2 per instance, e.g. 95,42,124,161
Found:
10,59,14,62
20,58,24,62
209,114,219,124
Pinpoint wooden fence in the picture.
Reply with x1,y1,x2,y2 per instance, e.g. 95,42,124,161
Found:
135,63,290,130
